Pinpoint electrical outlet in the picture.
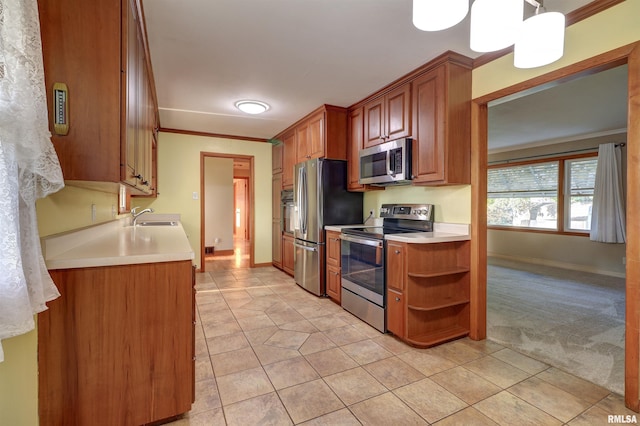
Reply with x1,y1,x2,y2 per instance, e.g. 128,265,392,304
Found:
369,210,374,216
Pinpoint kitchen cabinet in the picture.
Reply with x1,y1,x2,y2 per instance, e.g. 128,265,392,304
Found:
282,130,296,189
363,83,411,148
385,240,470,348
38,260,194,425
38,0,157,195
387,289,405,337
411,56,472,185
325,230,342,303
272,141,284,174
347,107,385,192
282,233,295,276
272,173,283,268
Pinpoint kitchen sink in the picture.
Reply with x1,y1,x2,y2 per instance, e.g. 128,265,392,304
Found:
136,221,178,226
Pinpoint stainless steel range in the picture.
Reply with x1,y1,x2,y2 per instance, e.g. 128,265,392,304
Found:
340,204,434,332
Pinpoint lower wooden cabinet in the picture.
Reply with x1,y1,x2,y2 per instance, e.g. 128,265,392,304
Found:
326,264,341,303
387,289,404,337
385,240,470,347
38,260,194,426
282,233,295,275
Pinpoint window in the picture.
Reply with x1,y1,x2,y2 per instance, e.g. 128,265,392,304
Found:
488,154,597,234
565,157,598,231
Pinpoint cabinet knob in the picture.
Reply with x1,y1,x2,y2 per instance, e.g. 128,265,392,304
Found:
395,297,400,302
394,250,400,254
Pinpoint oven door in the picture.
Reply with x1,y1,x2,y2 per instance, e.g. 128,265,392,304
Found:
340,234,385,306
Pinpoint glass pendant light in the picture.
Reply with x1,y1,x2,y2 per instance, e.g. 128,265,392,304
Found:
470,0,524,52
514,10,565,68
412,0,469,32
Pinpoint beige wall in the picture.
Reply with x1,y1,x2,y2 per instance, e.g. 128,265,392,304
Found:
132,131,273,268
364,185,471,224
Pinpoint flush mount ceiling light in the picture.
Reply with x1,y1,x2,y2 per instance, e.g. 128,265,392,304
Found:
470,0,523,52
235,100,270,115
412,0,565,68
514,6,565,68
412,0,469,32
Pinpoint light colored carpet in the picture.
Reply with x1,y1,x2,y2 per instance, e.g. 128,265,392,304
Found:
487,257,625,395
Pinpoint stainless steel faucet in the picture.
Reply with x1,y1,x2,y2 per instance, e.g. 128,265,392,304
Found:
131,207,154,226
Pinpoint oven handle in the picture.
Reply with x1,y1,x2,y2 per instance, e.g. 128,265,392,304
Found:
340,234,384,248
294,242,318,252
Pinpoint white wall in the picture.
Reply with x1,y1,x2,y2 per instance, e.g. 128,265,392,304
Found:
204,157,234,250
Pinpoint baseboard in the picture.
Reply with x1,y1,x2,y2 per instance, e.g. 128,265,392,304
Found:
211,249,234,256
488,253,625,278
253,262,273,268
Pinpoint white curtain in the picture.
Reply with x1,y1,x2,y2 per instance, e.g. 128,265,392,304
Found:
0,0,64,361
590,143,626,243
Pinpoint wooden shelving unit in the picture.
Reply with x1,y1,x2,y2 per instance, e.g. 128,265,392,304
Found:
387,240,470,348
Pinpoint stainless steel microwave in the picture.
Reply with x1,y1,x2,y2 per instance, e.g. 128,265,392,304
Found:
359,138,412,185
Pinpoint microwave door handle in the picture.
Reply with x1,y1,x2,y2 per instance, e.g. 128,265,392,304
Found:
386,151,396,178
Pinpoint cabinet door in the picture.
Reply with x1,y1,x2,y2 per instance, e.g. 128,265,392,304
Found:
411,66,446,183
363,97,385,148
272,221,282,267
326,231,341,267
386,242,405,291
282,234,295,275
272,173,282,219
387,289,404,337
307,112,325,160
347,107,365,191
282,130,296,189
385,83,411,141
326,264,341,303
296,121,310,163
272,143,283,174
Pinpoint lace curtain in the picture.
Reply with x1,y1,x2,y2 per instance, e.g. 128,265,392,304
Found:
590,143,626,243
0,0,64,361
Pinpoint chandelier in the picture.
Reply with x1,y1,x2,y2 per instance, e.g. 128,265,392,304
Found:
412,0,566,69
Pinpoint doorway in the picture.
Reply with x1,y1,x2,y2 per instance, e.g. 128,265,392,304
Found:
471,42,640,410
200,153,255,271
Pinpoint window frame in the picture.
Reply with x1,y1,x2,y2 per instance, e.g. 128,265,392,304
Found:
487,152,597,236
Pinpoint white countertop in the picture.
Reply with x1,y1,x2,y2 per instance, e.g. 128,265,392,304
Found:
42,215,194,270
325,222,470,244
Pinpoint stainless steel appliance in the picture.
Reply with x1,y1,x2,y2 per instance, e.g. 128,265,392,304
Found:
340,203,434,332
359,138,412,186
294,158,363,296
281,190,295,234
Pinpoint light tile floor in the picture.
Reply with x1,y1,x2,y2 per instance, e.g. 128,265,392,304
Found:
167,266,636,425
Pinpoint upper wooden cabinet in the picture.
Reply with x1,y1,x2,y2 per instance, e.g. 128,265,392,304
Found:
347,107,365,191
281,130,296,189
276,105,347,189
363,83,411,148
38,0,156,195
286,105,348,164
272,142,284,174
411,56,472,185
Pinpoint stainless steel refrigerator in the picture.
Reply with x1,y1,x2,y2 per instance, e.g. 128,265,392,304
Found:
294,158,363,296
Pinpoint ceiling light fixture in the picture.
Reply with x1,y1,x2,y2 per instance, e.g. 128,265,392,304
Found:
412,0,469,32
412,0,566,68
235,100,270,114
514,5,565,68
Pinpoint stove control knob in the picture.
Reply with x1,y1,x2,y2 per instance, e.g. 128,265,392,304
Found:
420,209,427,215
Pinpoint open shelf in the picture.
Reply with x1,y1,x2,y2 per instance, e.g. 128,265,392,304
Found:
408,298,470,312
408,266,469,278
405,325,470,348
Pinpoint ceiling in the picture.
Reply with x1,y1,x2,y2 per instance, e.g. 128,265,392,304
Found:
142,0,626,150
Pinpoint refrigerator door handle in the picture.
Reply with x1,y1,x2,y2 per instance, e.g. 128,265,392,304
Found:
294,242,318,252
301,166,308,234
